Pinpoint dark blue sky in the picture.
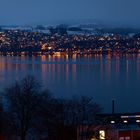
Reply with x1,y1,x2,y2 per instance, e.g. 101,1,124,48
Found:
0,0,140,26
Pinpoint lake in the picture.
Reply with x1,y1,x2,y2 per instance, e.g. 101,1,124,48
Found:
0,54,140,113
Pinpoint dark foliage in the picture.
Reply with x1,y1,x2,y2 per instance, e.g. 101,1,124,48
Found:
1,75,101,140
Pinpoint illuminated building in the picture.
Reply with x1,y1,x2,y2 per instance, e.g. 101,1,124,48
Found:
77,113,140,140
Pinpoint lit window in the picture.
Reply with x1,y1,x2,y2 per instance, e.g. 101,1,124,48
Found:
136,120,140,123
91,138,96,140
125,136,130,140
99,130,105,140
111,120,115,124
123,120,128,123
119,137,124,140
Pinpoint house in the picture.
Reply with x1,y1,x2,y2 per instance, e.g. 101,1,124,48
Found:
77,113,140,140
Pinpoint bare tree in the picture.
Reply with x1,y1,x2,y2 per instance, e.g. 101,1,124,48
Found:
4,75,42,140
64,95,102,140
0,99,6,140
41,95,102,140
2,76,102,140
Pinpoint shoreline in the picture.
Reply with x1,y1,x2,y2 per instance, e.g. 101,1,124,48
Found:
0,51,140,57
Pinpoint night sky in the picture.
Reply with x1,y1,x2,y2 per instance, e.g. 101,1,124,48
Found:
0,0,140,26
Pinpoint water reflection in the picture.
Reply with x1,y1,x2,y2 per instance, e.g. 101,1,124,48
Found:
0,54,139,112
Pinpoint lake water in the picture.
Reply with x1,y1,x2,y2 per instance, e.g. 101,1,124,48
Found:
0,54,140,113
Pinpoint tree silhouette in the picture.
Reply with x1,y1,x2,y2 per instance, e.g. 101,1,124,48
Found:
4,75,43,140
2,76,102,140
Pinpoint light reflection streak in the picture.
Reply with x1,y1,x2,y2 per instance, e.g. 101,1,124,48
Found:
100,56,104,81
0,55,139,99
66,64,69,82
72,64,77,82
51,64,55,82
41,55,46,62
126,60,129,80
41,64,47,81
106,59,111,80
115,57,120,75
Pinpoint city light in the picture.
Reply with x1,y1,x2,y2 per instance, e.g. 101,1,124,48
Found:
111,120,115,124
123,120,128,123
136,120,140,123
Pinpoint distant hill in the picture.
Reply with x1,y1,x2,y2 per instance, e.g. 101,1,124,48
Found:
95,28,140,35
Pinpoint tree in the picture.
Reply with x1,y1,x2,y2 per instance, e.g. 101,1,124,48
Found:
64,95,102,125
40,95,102,140
0,99,6,140
4,75,43,140
64,95,102,140
2,75,102,140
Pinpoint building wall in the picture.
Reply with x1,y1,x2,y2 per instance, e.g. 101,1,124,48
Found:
77,125,140,140
119,130,140,140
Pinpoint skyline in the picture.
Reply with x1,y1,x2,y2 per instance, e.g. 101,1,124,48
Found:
0,0,140,27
